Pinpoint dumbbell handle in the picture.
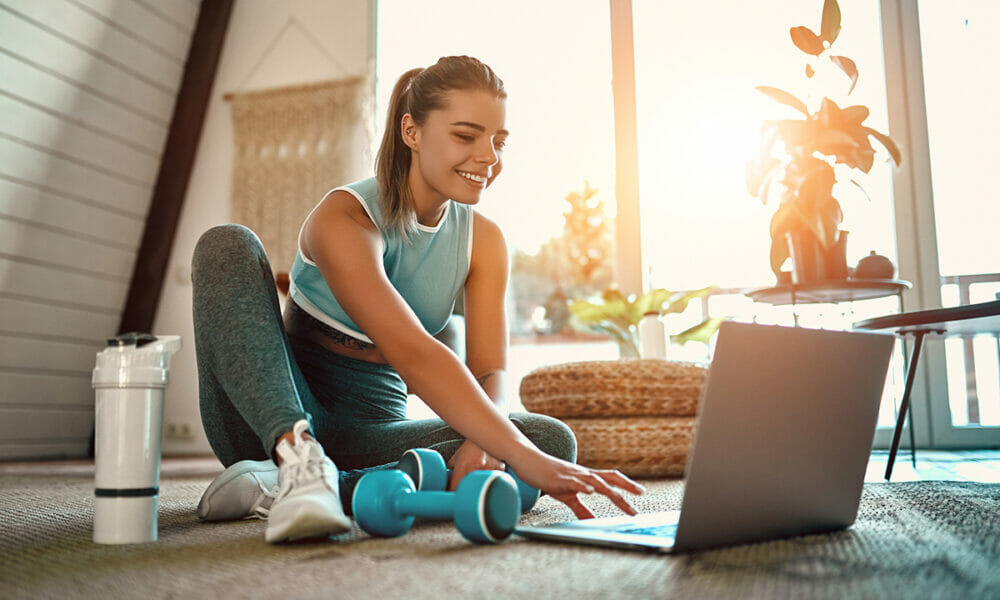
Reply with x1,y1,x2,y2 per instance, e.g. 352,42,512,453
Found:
394,489,456,521
398,448,539,514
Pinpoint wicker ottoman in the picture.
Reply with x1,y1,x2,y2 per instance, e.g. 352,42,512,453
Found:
519,359,707,478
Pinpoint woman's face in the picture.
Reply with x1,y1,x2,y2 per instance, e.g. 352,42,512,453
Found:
405,89,507,207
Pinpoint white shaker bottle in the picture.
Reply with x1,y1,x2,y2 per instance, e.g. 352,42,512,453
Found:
91,332,182,544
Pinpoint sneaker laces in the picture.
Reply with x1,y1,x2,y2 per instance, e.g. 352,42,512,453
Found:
274,420,336,503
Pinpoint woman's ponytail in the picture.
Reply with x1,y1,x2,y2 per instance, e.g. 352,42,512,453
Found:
375,68,423,237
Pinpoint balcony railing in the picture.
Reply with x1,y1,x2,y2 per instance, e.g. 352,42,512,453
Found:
941,273,1000,426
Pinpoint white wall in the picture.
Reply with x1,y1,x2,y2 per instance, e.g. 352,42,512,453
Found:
0,0,200,459
153,0,376,456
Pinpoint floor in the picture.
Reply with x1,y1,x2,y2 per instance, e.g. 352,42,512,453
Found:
864,448,1000,483
3,449,1000,483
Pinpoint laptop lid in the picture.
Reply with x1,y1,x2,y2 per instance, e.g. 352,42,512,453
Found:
671,321,895,552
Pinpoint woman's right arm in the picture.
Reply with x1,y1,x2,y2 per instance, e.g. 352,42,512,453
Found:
302,192,643,517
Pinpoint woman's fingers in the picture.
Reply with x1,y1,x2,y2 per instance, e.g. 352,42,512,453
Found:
592,469,646,495
584,472,638,516
551,492,596,519
545,469,643,518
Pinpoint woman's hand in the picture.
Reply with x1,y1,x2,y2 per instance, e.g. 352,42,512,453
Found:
447,440,504,492
512,452,645,520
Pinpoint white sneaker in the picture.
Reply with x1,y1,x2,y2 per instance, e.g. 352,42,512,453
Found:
264,419,351,543
197,459,278,521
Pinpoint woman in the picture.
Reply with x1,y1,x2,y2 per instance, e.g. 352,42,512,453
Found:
192,56,643,544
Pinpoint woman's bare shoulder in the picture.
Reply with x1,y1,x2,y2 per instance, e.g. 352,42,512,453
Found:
469,210,508,272
302,190,381,260
314,189,378,230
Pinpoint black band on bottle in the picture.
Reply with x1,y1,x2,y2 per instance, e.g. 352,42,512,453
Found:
94,487,158,498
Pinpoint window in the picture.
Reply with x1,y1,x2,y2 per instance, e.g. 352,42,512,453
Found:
918,1,1000,427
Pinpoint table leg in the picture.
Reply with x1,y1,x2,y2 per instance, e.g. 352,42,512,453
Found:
908,395,917,467
886,331,926,481
896,290,917,467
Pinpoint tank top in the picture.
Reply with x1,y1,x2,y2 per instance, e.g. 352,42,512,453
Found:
288,177,474,343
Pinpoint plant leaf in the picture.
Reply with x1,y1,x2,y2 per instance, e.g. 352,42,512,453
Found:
632,288,673,319
790,26,824,56
755,86,810,116
671,317,728,345
857,147,875,173
840,104,869,125
830,55,858,94
849,178,873,203
567,298,625,325
601,287,628,304
864,127,903,165
663,286,716,315
769,198,798,235
746,152,781,199
770,233,791,276
821,0,842,45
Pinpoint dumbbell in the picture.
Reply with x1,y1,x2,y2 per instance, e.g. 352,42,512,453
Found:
351,468,520,544
397,448,541,514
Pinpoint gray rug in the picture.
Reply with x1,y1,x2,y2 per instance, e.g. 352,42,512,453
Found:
1,473,998,599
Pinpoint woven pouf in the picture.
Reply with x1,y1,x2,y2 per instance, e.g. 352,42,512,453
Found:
519,359,708,478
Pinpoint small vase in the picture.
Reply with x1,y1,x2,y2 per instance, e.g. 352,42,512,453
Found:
639,314,666,360
855,250,895,279
785,230,827,283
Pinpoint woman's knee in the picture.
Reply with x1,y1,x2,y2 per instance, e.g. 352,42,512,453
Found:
192,224,267,280
510,412,577,463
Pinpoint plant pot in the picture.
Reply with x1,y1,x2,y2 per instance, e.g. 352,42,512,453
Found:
826,230,849,280
785,230,827,283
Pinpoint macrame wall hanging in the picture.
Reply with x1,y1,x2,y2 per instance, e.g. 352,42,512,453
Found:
228,76,374,279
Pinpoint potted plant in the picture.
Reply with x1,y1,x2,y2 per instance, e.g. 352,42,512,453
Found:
745,0,902,283
567,286,726,359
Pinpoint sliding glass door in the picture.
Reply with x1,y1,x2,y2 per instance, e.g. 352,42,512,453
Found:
912,0,1000,446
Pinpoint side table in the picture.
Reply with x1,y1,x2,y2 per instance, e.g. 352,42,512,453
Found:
854,300,1000,480
747,279,912,325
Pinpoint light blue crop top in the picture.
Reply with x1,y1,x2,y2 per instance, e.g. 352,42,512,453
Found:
288,177,474,343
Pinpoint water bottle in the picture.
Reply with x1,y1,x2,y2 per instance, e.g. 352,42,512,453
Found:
91,332,182,544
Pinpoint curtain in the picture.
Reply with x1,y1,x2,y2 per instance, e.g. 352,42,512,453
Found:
229,77,373,275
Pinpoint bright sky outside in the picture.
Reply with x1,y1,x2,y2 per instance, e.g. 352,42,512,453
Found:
919,1,1000,277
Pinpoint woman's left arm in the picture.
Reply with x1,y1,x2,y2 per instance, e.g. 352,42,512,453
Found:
446,211,511,489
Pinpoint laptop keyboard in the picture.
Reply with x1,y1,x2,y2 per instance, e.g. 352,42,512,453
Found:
618,523,678,538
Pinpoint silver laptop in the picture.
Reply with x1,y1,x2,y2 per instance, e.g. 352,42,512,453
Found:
515,321,895,553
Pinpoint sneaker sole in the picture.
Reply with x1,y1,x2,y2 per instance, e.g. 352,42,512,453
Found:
265,499,352,543
198,459,277,521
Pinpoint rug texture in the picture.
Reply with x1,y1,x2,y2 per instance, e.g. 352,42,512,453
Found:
1,473,998,599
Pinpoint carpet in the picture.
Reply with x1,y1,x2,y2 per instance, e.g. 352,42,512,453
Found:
1,472,998,599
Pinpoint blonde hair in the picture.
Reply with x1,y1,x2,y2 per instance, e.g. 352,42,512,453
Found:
375,56,506,238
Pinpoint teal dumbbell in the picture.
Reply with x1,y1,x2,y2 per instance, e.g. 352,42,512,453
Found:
351,467,520,544
397,448,540,514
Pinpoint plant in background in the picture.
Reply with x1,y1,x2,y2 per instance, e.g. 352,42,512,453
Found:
745,0,902,278
567,286,726,359
510,182,614,335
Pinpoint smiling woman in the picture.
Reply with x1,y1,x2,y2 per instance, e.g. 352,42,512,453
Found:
189,55,643,545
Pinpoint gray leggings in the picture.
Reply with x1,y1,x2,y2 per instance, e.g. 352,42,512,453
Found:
191,225,576,508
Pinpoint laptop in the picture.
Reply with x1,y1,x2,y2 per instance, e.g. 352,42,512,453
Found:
515,321,895,553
